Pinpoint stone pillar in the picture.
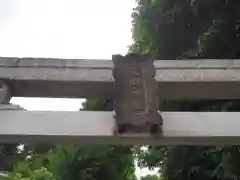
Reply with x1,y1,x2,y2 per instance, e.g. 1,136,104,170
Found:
0,82,11,104
0,81,24,110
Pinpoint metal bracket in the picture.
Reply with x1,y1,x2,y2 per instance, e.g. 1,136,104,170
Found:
112,53,163,136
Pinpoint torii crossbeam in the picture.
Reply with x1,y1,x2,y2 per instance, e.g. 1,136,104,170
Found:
1,110,240,145
1,57,240,99
1,55,240,145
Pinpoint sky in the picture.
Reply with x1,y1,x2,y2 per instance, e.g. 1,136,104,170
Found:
0,0,158,178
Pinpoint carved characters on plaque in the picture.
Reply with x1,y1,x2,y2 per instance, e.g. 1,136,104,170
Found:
112,53,163,135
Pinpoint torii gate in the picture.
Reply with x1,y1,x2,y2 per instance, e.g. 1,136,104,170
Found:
1,54,240,145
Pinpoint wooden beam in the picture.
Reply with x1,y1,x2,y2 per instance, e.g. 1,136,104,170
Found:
1,110,240,145
1,57,240,99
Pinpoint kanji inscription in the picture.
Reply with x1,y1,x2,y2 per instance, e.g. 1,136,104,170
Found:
112,53,162,135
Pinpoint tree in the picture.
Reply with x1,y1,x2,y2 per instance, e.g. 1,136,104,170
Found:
0,144,19,171
141,174,160,180
131,0,240,180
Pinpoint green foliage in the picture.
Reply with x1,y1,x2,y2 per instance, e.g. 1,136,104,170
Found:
81,99,113,111
131,0,240,180
8,143,135,180
141,174,160,180
0,144,20,171
8,167,55,180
